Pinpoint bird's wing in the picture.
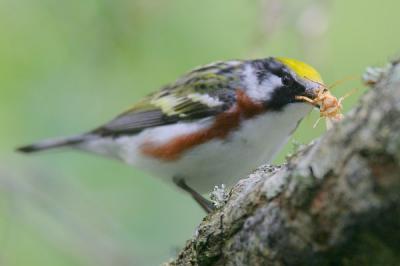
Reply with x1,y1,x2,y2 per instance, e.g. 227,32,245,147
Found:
91,63,242,137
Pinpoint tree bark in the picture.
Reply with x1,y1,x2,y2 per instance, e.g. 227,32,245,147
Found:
165,60,400,266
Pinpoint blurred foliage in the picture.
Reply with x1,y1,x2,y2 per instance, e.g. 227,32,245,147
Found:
1,0,399,265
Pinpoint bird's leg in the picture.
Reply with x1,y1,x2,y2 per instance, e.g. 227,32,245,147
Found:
173,177,215,213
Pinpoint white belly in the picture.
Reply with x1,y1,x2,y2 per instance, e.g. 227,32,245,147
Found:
80,103,311,193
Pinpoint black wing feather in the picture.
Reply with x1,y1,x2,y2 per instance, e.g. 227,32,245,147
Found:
92,109,177,136
92,98,231,137
90,61,241,137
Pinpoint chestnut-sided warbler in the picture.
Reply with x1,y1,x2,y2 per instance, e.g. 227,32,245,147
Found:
18,57,323,212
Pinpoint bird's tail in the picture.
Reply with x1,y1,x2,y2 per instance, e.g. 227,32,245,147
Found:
16,135,90,153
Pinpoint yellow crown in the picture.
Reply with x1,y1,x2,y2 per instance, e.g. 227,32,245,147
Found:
276,57,324,84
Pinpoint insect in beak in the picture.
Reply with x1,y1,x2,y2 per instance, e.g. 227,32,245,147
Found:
296,86,356,129
295,76,358,129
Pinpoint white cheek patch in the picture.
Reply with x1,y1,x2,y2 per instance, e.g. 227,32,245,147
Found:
243,64,282,102
243,64,259,94
260,75,282,98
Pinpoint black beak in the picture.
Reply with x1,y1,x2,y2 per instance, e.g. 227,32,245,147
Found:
304,87,318,100
294,86,320,108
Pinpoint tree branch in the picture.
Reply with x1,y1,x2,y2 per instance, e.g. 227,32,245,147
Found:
165,60,400,266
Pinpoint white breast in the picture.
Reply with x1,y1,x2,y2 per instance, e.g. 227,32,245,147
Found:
79,103,312,193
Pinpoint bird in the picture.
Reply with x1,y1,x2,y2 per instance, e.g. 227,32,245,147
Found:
17,57,323,213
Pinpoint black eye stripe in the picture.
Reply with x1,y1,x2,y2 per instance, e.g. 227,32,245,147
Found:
281,74,293,86
251,58,310,111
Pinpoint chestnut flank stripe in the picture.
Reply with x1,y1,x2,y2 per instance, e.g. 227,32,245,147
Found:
140,90,265,161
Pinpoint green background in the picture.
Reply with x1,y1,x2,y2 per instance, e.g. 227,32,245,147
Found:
1,0,399,265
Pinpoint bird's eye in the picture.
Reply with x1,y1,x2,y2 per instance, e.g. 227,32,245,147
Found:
281,74,293,86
